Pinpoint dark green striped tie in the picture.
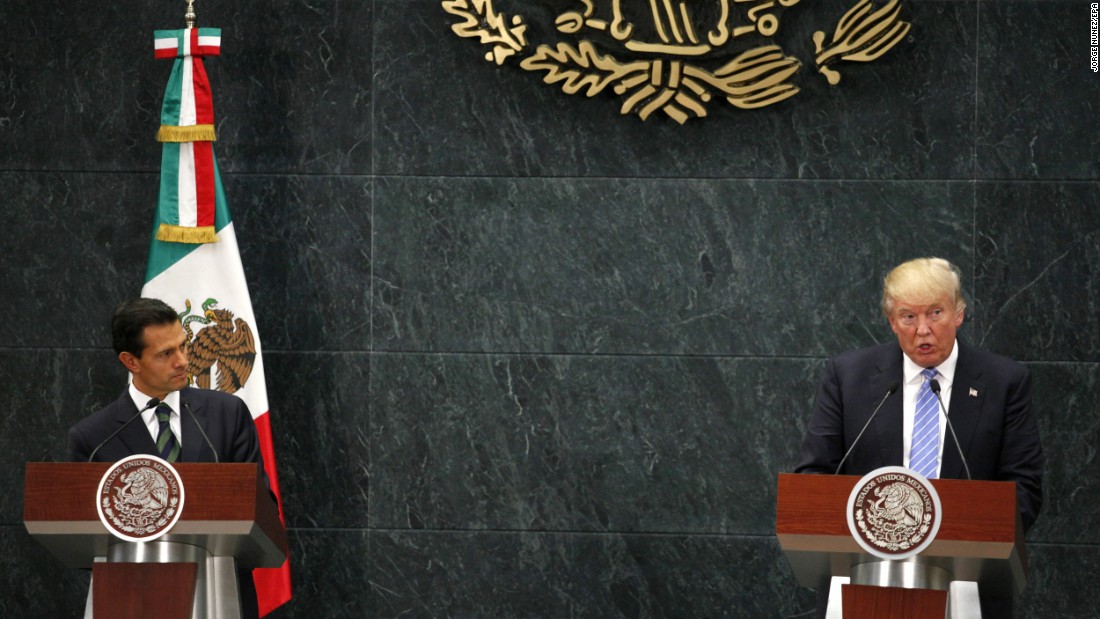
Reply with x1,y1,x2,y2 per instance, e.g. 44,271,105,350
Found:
156,405,181,463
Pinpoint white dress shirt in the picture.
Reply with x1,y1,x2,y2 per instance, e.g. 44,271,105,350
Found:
128,383,183,447
900,338,958,476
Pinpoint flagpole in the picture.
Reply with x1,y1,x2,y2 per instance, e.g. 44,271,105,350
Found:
144,2,293,612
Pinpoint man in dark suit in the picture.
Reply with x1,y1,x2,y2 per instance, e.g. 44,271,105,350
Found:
794,257,1043,617
68,297,271,619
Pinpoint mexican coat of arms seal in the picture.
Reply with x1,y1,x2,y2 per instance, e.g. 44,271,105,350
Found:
846,466,942,561
96,454,186,543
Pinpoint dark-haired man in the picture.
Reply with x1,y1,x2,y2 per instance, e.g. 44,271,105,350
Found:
68,297,270,618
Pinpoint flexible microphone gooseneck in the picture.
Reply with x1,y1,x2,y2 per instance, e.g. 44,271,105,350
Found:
930,379,972,480
87,397,161,462
834,383,900,475
183,399,220,463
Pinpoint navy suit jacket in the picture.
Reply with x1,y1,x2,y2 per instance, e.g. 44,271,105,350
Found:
68,386,271,619
69,386,265,466
794,339,1044,531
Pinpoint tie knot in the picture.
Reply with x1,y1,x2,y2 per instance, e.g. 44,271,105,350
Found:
922,368,937,380
156,405,172,423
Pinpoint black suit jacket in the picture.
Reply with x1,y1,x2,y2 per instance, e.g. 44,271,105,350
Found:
68,386,270,619
794,339,1043,531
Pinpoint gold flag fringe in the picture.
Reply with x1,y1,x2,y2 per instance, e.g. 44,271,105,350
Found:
157,124,217,143
156,224,219,244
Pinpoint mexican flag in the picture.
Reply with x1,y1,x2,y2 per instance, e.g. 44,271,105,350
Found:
143,26,291,616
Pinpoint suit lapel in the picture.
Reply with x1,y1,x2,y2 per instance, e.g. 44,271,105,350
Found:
941,341,984,479
871,345,906,468
113,392,159,456
179,389,214,463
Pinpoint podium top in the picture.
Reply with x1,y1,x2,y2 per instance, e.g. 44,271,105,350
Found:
24,462,287,569
775,473,1027,592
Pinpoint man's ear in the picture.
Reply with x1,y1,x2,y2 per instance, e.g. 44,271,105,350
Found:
886,314,899,336
118,351,140,373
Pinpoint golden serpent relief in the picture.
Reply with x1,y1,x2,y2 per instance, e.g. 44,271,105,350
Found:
442,0,911,123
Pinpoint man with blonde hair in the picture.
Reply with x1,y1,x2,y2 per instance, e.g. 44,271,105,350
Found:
794,257,1043,617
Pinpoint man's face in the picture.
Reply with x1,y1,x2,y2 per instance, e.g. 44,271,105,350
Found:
887,294,964,368
120,321,190,399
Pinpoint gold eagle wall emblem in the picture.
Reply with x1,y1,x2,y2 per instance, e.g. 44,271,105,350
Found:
179,298,256,394
442,0,911,122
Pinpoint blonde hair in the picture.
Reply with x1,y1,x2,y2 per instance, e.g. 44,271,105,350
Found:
881,257,967,316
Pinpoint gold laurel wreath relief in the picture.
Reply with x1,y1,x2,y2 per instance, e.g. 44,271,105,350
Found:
442,0,911,123
813,0,911,85
442,0,528,64
520,42,801,123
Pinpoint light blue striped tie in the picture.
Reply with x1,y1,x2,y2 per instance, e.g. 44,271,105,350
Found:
910,368,940,478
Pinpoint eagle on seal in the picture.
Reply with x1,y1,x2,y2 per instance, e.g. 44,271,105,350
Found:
116,467,170,511
873,482,924,529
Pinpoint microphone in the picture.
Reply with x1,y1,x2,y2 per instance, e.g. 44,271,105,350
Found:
930,379,971,480
183,399,220,463
87,397,161,462
834,383,900,475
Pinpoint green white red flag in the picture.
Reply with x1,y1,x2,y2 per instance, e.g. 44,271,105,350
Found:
152,27,221,244
143,26,292,616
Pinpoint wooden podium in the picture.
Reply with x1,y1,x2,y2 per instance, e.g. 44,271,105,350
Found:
24,462,288,619
775,473,1026,618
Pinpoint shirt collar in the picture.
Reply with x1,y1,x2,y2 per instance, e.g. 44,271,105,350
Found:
901,338,959,387
127,383,181,415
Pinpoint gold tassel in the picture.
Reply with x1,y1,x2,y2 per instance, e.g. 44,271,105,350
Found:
157,124,217,143
156,224,219,244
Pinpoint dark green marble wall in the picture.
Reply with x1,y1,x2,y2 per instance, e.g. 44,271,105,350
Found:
2,0,1098,616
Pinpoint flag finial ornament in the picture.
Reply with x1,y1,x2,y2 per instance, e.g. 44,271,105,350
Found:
153,20,222,244
185,1,196,28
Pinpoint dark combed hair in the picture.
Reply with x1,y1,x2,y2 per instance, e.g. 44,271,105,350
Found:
111,298,179,357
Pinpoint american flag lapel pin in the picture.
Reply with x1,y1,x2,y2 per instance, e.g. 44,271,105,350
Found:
969,388,978,398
